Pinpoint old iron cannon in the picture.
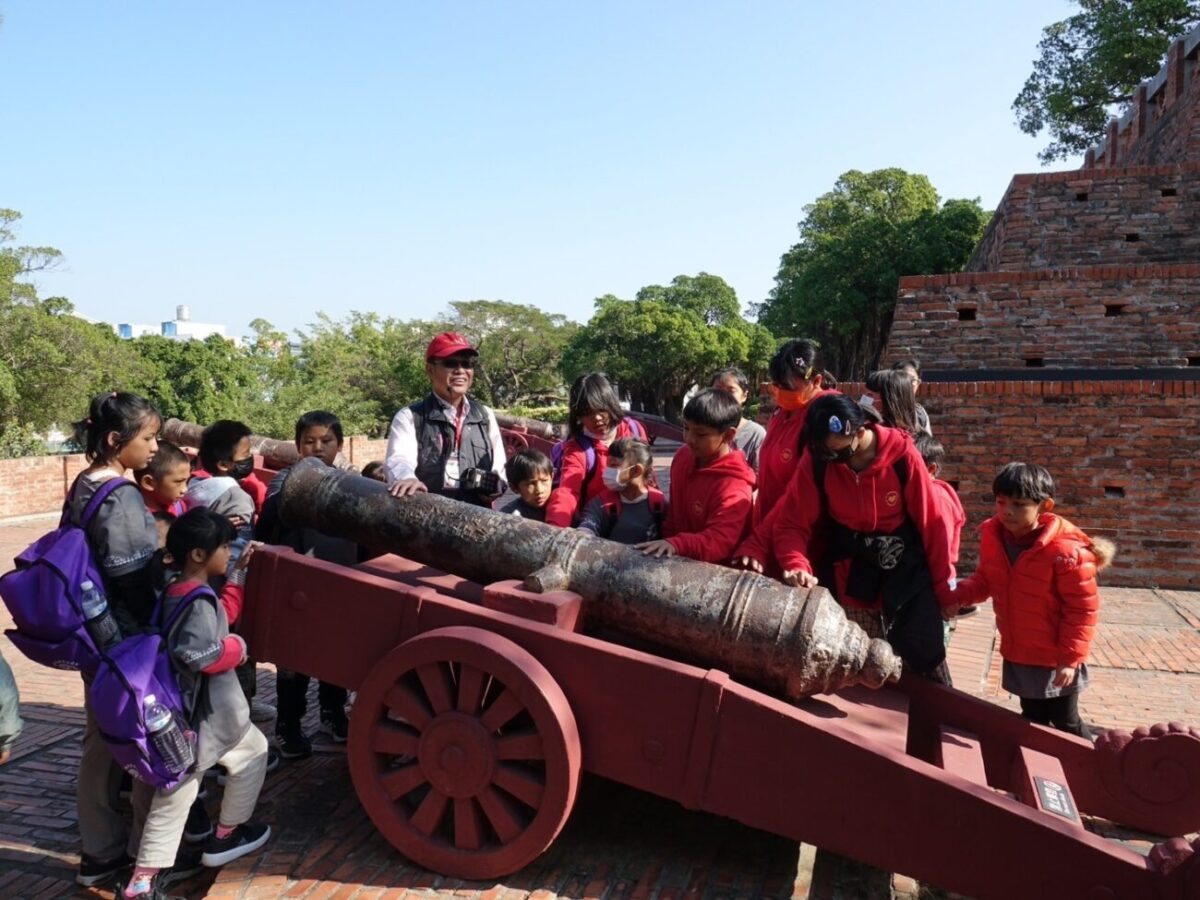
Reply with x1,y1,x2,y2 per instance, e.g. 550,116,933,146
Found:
278,458,901,699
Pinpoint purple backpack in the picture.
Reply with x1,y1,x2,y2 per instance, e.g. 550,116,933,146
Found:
89,585,207,791
0,478,132,674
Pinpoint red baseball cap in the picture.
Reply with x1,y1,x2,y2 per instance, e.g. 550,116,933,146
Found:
425,331,478,360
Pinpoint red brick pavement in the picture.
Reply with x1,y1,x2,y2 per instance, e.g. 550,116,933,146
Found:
1,515,1198,899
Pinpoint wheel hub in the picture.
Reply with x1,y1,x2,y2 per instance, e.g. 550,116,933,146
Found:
418,712,495,798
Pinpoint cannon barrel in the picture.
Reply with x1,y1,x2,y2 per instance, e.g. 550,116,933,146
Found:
279,459,901,699
162,418,302,470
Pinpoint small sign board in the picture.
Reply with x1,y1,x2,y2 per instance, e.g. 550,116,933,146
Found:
1034,776,1078,821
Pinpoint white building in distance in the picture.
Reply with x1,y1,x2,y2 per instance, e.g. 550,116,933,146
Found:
116,305,232,342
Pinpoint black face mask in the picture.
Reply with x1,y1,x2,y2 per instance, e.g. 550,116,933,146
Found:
821,442,856,465
228,458,254,481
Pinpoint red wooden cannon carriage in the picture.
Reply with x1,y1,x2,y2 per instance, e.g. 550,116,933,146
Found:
240,462,1200,900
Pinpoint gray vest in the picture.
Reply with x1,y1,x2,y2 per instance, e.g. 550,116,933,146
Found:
410,394,494,493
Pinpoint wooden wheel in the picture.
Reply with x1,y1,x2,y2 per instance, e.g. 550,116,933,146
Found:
502,430,530,459
348,626,582,879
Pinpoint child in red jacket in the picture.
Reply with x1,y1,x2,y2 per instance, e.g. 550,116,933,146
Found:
953,463,1114,739
638,388,754,563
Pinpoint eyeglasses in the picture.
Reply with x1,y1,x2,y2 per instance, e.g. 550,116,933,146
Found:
435,357,476,370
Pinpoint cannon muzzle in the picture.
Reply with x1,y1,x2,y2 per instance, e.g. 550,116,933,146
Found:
279,459,901,699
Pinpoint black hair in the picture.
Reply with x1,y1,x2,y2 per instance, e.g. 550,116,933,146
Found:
198,420,252,473
567,373,624,442
295,410,344,445
609,437,652,471
151,510,175,525
72,392,161,464
892,357,921,375
768,339,838,392
360,461,387,482
992,462,1055,502
135,441,189,482
165,507,237,563
864,369,920,435
683,388,741,433
804,393,868,450
505,448,554,486
711,366,750,400
914,434,945,469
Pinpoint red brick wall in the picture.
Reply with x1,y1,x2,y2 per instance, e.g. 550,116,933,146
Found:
1086,31,1200,169
887,265,1200,370
968,164,1200,272
845,381,1200,589
0,454,88,519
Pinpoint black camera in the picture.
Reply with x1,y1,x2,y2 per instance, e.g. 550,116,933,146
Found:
459,467,501,495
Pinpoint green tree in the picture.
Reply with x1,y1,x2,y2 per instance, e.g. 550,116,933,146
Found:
1014,1,1200,163
563,274,775,421
757,169,988,380
0,208,62,305
442,300,579,407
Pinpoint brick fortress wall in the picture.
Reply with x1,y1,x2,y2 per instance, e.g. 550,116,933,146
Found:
882,24,1200,589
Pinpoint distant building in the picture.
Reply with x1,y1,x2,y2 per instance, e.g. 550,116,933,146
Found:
116,305,232,342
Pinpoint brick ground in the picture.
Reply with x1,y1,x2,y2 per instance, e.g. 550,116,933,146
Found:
1,513,1198,899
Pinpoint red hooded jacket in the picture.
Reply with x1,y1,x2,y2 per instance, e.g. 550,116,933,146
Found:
930,478,966,582
663,446,755,563
734,389,838,570
545,418,645,527
953,514,1109,668
773,425,955,610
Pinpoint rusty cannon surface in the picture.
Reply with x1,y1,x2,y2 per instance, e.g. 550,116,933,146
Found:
242,460,1200,897
163,417,305,471
279,459,900,697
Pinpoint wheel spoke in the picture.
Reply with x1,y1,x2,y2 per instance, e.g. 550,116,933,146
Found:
384,683,431,730
372,721,419,758
410,788,449,836
492,763,545,809
456,663,486,716
453,797,483,850
476,785,523,843
380,764,426,800
480,688,524,734
417,663,454,715
495,731,545,761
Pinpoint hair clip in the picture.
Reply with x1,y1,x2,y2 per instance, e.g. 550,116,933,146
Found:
828,415,844,434
804,364,815,380
84,418,92,426
110,391,118,398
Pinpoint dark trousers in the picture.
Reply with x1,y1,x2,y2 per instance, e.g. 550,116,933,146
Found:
276,668,347,728
1020,694,1092,740
235,658,257,701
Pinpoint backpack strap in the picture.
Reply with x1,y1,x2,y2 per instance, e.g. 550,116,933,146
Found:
578,434,599,492
156,584,217,636
70,477,135,529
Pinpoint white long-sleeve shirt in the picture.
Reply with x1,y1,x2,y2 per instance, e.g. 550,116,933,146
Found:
384,394,507,491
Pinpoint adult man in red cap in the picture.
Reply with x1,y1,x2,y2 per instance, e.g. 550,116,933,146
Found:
384,332,507,505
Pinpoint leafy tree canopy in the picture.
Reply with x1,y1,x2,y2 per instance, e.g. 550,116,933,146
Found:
563,274,775,421
1014,0,1200,163
441,299,579,408
756,169,988,380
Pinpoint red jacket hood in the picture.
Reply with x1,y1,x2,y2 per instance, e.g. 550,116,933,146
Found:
686,446,757,488
866,423,910,469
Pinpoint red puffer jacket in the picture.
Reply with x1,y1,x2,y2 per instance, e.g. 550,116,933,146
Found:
954,514,1114,668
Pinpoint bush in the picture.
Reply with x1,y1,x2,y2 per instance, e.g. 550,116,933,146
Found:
501,404,570,425
0,423,49,459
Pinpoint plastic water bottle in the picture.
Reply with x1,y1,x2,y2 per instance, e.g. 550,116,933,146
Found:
144,694,195,774
226,523,254,586
79,580,121,651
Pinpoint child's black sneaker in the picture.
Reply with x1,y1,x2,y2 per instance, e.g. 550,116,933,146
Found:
319,705,349,743
76,851,133,887
200,822,271,867
276,721,312,759
183,800,213,843
117,874,184,899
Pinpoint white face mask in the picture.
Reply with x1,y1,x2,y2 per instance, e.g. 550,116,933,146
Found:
859,394,875,409
602,466,626,490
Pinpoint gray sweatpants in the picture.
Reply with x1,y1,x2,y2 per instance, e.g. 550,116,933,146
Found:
79,688,129,862
129,725,268,868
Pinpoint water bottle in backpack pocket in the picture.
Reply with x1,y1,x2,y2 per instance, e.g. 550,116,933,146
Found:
89,585,206,790
0,478,132,673
80,580,122,652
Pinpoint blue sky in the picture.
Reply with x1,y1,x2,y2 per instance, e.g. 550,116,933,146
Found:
1,1,1076,337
